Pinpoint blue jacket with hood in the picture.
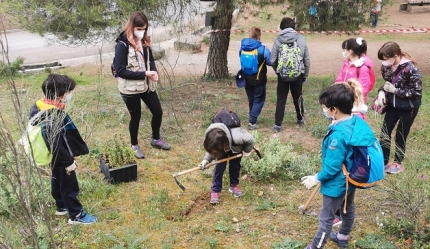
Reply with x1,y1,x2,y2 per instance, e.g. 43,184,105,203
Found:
239,38,271,86
318,115,377,197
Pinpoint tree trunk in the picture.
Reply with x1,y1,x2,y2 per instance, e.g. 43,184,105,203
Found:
205,0,233,79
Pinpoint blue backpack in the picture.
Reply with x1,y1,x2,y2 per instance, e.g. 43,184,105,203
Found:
340,140,384,213
240,47,264,75
342,141,385,189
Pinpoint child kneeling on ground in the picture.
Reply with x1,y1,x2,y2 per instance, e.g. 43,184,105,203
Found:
29,74,97,225
301,83,378,248
198,123,255,204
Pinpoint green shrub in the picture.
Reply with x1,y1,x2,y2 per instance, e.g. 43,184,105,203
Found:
242,137,320,181
0,56,24,76
355,233,395,249
272,238,304,249
98,135,136,168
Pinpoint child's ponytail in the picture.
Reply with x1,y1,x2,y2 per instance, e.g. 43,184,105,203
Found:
401,52,418,66
345,78,364,107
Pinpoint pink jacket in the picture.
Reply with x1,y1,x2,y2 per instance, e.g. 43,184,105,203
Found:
335,55,375,103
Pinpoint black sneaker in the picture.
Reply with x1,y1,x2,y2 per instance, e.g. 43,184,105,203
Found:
330,232,349,248
55,207,68,216
273,125,281,133
296,119,305,127
248,123,259,130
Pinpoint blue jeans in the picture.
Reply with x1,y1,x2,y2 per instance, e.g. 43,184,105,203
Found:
370,12,378,27
245,84,266,124
310,190,356,249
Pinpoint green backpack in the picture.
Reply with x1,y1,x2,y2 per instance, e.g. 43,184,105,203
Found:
276,41,302,81
21,111,52,167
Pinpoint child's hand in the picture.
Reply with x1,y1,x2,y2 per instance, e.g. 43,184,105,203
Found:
199,160,209,170
242,151,252,157
65,162,77,175
301,174,320,189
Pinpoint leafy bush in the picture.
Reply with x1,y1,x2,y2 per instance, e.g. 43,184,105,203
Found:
355,234,395,249
272,238,304,249
242,137,320,181
0,56,24,76
98,135,136,168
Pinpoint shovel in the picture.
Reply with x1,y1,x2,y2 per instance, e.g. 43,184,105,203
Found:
173,149,259,191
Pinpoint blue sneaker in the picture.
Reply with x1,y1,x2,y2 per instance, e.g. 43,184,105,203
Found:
68,210,97,225
330,232,349,248
55,207,68,216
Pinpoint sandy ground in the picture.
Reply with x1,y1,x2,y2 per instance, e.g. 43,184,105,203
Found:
160,0,430,77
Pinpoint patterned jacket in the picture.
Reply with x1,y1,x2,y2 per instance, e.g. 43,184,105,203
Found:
379,59,422,109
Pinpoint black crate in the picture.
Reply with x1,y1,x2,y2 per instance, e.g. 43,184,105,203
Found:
99,156,137,184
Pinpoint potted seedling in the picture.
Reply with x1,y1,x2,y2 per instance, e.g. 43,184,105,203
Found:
99,136,137,184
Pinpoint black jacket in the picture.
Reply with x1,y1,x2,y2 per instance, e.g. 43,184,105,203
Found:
30,104,89,168
114,31,157,80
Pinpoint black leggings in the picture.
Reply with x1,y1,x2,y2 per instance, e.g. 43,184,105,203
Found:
121,91,163,145
380,107,419,165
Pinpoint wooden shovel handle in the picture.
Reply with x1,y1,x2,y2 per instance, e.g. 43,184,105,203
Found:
303,183,321,210
173,153,243,177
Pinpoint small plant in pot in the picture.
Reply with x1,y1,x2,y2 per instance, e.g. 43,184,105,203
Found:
99,136,137,184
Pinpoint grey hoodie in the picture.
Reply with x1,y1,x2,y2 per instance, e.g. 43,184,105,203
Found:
270,28,310,78
202,123,255,162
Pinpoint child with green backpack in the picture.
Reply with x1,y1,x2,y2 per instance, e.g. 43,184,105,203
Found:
29,74,96,225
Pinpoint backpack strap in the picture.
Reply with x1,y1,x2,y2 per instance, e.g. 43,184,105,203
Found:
342,163,380,213
341,163,350,214
256,46,266,80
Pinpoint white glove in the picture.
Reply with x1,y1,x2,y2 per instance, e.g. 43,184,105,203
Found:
199,160,209,170
242,151,252,157
383,82,396,93
377,91,386,107
65,162,77,175
301,174,320,189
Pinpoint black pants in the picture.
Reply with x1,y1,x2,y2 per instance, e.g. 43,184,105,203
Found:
211,152,242,193
121,91,163,145
380,107,419,165
51,166,83,218
274,75,304,126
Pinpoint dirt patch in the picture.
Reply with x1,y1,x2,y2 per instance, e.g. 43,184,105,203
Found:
180,192,213,219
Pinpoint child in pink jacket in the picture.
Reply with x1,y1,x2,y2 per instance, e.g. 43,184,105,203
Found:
335,38,375,104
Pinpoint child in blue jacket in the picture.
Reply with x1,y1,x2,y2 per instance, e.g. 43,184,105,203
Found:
30,74,96,225
301,83,379,248
239,26,272,130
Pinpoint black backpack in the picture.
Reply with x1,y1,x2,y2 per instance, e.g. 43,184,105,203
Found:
212,108,241,128
212,108,261,159
111,40,128,78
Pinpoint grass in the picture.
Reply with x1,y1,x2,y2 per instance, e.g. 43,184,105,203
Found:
1,8,430,246
1,59,429,248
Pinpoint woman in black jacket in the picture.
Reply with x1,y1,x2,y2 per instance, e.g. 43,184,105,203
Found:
114,11,171,159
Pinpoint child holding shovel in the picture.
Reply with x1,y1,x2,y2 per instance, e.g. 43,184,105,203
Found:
198,123,255,204
301,83,378,248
